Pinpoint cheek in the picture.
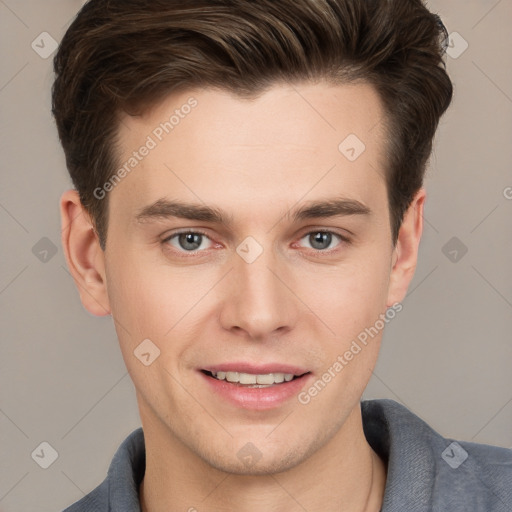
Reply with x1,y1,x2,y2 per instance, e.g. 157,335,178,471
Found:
296,263,390,414
306,254,392,336
104,256,219,376
297,251,392,402
104,263,189,407
104,257,175,374
106,253,186,334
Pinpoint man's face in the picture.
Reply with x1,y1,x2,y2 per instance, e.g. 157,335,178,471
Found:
103,82,402,474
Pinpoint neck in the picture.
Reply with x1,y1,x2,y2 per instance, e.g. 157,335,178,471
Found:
139,402,386,512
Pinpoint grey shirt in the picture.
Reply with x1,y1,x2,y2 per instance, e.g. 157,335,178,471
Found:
62,399,512,511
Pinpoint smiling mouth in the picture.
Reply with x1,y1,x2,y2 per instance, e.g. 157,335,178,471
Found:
201,370,309,388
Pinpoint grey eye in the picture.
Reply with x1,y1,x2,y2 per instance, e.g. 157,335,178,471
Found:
178,233,203,251
300,231,342,251
166,232,212,252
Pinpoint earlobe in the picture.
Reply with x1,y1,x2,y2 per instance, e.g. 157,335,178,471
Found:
386,188,426,307
60,189,111,316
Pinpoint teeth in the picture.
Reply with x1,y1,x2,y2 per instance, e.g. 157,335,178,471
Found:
273,373,285,383
239,373,257,384
211,371,297,385
256,374,274,385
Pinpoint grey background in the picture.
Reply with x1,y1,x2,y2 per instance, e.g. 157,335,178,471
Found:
1,0,511,510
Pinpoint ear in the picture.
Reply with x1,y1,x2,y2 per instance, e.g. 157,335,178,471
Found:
386,187,426,307
60,189,111,316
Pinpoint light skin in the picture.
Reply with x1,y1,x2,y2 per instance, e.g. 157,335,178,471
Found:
60,81,425,512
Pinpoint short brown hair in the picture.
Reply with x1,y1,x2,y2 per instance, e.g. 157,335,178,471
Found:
52,0,453,250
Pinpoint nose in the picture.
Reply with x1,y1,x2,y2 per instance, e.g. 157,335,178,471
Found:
218,241,298,341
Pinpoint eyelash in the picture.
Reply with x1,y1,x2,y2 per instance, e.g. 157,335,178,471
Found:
161,229,351,258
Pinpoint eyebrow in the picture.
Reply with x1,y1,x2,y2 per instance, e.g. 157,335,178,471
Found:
134,197,371,226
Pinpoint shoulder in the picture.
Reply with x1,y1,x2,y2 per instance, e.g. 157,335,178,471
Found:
361,399,512,511
62,483,107,512
61,427,145,512
452,437,512,508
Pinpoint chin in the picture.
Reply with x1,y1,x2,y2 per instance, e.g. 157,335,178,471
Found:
194,434,319,477
203,451,305,476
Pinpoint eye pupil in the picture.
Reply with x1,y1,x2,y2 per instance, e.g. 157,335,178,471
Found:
310,232,332,250
179,233,202,250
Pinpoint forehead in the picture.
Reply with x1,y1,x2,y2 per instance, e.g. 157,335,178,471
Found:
110,81,388,224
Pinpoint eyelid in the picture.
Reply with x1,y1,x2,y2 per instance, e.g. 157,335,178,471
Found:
297,227,351,241
161,228,212,243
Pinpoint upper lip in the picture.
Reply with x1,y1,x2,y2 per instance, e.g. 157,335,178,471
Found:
201,362,310,376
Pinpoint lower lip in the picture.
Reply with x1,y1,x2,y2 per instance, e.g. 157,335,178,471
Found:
200,371,312,410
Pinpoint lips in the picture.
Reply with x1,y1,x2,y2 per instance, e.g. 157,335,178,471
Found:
198,363,312,410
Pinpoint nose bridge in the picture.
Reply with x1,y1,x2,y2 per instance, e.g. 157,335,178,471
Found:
222,235,296,337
